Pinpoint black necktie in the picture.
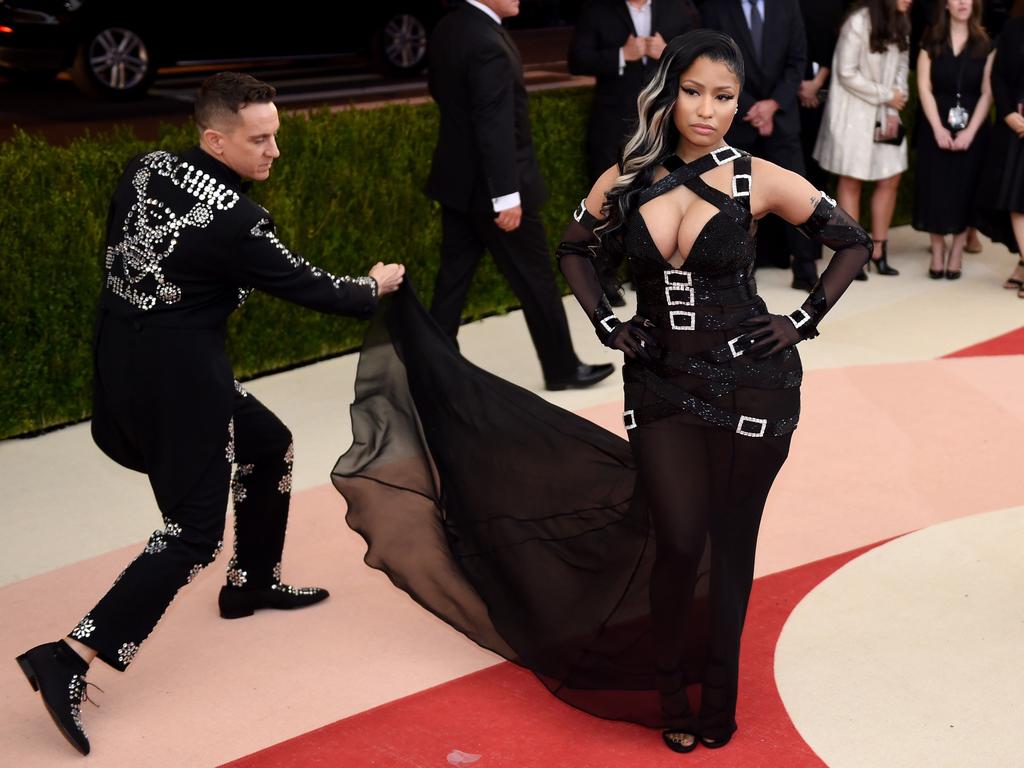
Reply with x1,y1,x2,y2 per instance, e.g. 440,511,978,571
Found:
749,0,764,63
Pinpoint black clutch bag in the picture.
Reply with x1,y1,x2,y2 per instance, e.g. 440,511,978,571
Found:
873,118,905,145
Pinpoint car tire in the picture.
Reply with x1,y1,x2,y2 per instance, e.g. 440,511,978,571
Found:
374,10,429,76
70,25,156,100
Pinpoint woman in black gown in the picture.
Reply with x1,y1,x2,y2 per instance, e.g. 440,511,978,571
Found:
913,0,994,278
333,31,871,753
975,12,1024,296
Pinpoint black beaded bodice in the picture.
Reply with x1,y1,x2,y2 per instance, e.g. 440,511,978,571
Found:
626,148,759,326
556,144,871,440
626,149,756,282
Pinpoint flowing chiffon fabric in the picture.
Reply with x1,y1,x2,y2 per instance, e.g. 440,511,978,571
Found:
332,284,712,726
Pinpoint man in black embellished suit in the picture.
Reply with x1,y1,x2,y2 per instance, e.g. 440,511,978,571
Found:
425,0,613,391
15,73,405,756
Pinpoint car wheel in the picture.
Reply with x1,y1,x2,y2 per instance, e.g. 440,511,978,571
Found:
71,25,155,99
376,11,429,76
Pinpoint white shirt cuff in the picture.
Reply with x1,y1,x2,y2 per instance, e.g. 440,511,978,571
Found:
618,48,625,76
492,192,521,212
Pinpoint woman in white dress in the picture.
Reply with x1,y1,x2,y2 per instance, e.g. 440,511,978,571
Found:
814,0,913,277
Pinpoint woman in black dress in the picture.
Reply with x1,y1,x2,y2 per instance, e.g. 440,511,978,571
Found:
333,31,871,754
914,0,994,278
976,12,1024,296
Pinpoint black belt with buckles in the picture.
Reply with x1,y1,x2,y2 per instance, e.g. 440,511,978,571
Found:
640,302,765,332
623,367,799,438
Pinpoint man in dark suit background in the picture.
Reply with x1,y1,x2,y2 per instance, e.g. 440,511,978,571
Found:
797,0,844,192
426,0,613,391
568,0,700,304
701,0,821,290
569,0,701,184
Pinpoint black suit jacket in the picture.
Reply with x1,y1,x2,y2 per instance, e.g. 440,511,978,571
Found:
700,0,807,147
425,4,547,214
569,0,700,177
799,0,843,79
92,147,377,510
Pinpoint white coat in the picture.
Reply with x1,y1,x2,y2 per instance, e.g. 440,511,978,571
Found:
813,8,910,181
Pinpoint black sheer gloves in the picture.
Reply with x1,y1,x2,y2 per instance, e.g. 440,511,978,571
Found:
607,316,661,362
744,194,872,352
738,312,805,359
557,199,660,361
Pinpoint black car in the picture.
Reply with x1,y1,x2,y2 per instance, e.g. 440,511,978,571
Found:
0,0,450,99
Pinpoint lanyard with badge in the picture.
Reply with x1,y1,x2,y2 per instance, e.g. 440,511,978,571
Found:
947,48,970,131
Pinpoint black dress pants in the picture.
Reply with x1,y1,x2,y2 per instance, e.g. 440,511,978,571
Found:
430,206,579,382
733,131,822,280
69,385,294,671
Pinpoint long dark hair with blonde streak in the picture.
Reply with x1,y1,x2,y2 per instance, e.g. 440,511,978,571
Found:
596,30,744,252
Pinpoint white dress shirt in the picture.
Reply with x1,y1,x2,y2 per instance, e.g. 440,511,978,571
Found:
465,0,501,25
465,0,520,212
618,0,653,74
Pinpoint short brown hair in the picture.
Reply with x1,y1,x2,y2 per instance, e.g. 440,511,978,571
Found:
195,72,277,129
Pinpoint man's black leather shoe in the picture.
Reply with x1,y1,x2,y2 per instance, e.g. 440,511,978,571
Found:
791,276,816,292
545,363,614,391
16,640,93,755
219,583,330,619
606,289,627,308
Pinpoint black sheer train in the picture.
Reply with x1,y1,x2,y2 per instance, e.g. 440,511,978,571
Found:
332,147,870,738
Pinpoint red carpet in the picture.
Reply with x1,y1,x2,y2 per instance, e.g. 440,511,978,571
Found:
944,325,1024,358
220,543,884,768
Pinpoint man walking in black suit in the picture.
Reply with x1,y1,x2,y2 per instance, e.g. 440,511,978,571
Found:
426,0,613,390
568,0,700,304
701,0,821,290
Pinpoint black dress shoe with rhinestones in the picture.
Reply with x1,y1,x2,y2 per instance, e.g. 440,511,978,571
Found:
544,363,614,391
218,583,330,619
16,640,93,755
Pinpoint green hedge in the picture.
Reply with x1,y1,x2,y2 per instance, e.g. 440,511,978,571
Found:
0,90,592,439
0,85,919,440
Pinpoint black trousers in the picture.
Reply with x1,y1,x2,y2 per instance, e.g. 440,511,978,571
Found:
799,103,831,191
69,385,293,671
629,416,792,738
430,206,579,382
732,131,822,280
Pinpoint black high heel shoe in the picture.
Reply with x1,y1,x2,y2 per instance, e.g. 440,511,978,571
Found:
15,640,95,755
867,240,899,276
662,729,699,753
929,248,946,279
945,248,963,280
1004,259,1024,290
700,733,734,749
657,666,698,753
